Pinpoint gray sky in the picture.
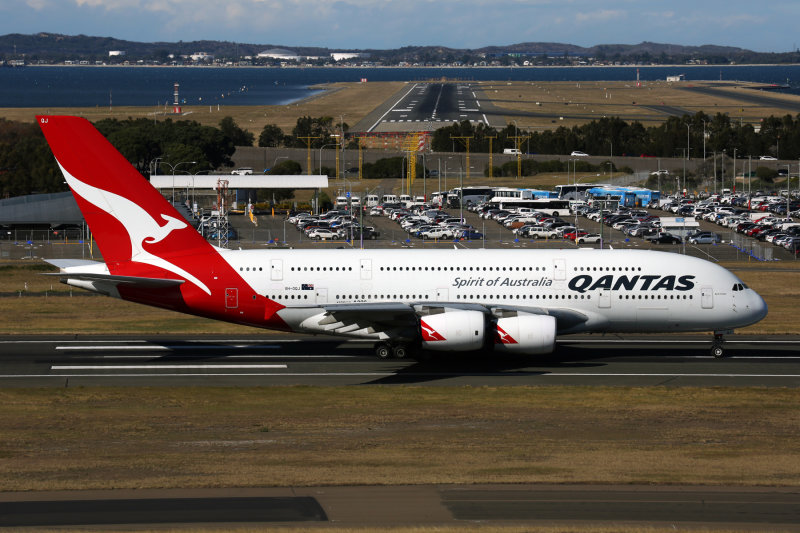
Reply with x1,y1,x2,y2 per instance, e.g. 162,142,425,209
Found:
4,0,798,52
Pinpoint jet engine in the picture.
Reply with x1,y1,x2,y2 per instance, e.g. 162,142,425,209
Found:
493,314,557,355
419,310,485,352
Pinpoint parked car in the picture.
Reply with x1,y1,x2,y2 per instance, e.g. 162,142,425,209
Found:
458,230,485,240
648,232,682,244
688,232,721,244
307,228,339,240
577,233,602,244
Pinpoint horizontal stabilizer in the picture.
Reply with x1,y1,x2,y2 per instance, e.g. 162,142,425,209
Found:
44,271,185,289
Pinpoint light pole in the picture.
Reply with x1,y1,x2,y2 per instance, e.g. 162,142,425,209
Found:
788,165,792,218
702,120,708,162
270,155,288,172
160,160,196,204
318,143,336,175
339,114,347,181
151,156,165,176
686,123,690,161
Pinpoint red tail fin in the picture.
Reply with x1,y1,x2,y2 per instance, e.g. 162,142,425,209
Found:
37,116,212,263
38,115,217,294
38,116,290,331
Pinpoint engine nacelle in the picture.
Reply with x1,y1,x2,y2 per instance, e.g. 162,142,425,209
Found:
420,310,485,352
493,314,556,355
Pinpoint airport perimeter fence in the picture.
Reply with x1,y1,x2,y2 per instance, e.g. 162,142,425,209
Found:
729,233,775,261
0,240,96,261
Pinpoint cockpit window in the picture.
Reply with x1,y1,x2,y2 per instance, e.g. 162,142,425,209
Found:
732,283,746,291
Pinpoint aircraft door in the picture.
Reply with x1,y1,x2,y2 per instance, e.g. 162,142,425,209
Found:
225,288,238,309
553,258,566,281
701,286,713,309
360,258,372,280
270,259,283,281
316,288,328,304
597,290,611,308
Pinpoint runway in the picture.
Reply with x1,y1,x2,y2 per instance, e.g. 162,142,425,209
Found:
366,82,495,132
2,485,798,528
2,334,799,387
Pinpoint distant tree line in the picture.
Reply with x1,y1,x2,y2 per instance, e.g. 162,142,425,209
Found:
0,116,251,197
6,110,800,197
429,112,800,162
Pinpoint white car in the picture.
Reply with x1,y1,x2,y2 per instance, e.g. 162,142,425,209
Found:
577,233,602,244
420,227,453,240
759,155,777,161
308,228,339,240
571,151,589,157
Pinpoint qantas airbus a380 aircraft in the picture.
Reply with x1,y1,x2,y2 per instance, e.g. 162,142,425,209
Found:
38,116,767,359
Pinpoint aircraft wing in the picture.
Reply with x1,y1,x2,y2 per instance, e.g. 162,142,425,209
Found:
302,301,589,339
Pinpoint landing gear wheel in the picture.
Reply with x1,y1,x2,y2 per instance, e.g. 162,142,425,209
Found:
375,342,392,359
392,344,409,359
711,332,726,359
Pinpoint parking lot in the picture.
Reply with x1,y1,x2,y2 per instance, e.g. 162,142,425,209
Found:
228,205,798,263
2,203,796,263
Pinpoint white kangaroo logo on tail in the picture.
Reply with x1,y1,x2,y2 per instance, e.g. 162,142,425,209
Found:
58,162,211,295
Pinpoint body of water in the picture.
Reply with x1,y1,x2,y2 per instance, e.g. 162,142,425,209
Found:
1,64,800,108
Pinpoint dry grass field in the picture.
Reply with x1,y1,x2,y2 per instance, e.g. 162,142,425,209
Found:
478,79,800,130
1,386,798,491
0,81,407,136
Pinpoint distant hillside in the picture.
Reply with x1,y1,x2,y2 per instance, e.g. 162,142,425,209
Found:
1,32,798,65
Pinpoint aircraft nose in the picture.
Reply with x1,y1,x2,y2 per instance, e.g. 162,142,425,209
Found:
747,291,768,324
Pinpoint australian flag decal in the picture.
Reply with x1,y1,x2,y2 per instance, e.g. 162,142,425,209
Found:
301,283,314,290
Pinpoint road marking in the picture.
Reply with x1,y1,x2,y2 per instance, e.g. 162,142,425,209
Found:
51,364,288,370
56,345,282,351
556,339,800,344
369,84,419,131
2,371,799,380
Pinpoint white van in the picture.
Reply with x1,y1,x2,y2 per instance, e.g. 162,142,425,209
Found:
364,195,379,208
503,148,521,155
381,194,398,205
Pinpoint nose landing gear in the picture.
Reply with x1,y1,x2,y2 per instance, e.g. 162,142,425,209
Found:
711,332,726,358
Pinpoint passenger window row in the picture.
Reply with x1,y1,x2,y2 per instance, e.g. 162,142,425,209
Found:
619,294,693,300
379,266,546,272
289,266,353,272
575,266,642,272
456,293,590,300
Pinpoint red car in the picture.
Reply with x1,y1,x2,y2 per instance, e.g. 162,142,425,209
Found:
562,230,588,240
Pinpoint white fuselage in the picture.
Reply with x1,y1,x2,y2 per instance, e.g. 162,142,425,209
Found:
220,248,766,336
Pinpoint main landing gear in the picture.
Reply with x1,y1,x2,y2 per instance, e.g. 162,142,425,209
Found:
711,332,726,358
375,342,411,359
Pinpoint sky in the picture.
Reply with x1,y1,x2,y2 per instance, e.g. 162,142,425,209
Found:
3,0,799,52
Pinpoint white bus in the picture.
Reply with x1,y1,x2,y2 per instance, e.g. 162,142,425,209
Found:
448,186,495,207
487,198,571,216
